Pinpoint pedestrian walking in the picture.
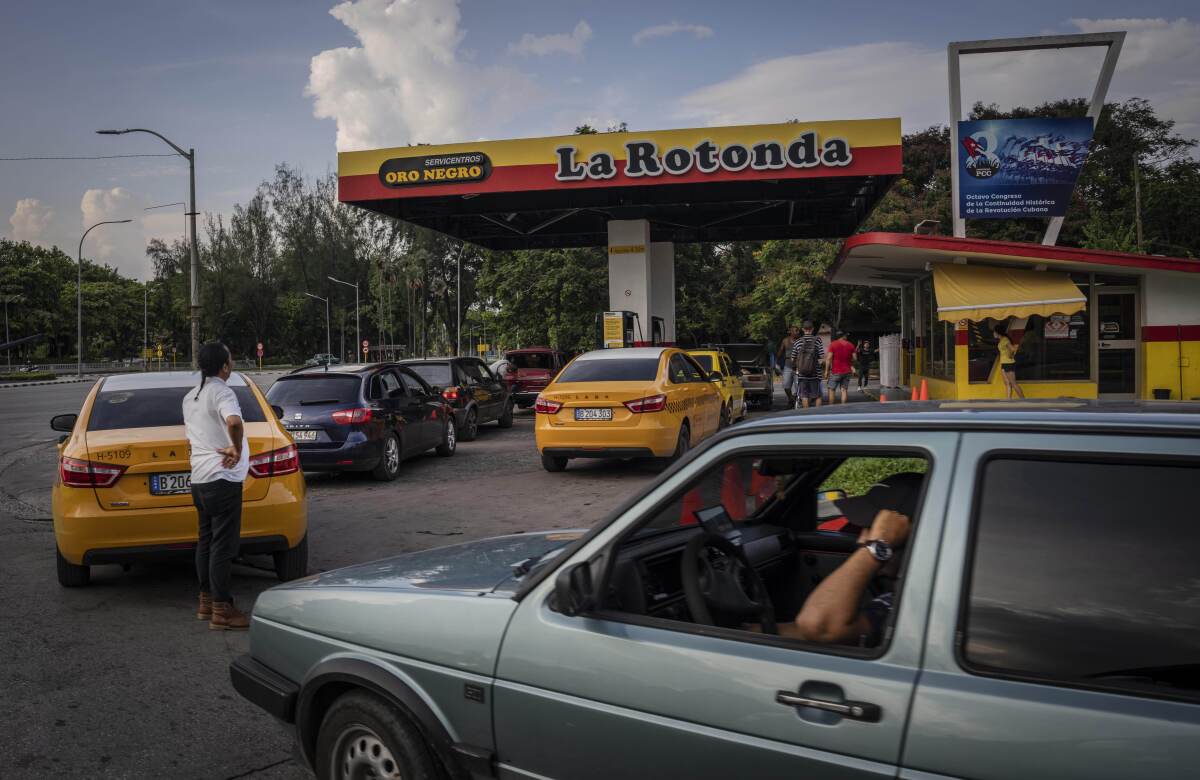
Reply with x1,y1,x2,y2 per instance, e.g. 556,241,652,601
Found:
994,324,1025,399
777,325,799,407
789,321,824,409
855,336,874,389
827,331,855,405
183,341,250,630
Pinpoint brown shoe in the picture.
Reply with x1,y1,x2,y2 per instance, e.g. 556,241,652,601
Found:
196,591,212,621
209,601,250,631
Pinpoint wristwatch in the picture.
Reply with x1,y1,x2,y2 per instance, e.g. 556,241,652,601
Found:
859,539,893,563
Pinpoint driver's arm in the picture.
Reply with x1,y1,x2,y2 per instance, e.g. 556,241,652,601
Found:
790,510,910,644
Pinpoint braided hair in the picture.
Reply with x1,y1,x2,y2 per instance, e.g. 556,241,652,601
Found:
195,342,231,400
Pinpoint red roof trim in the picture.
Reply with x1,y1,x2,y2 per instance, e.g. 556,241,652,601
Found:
831,232,1200,279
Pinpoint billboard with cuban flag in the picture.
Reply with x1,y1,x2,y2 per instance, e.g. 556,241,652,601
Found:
957,117,1094,219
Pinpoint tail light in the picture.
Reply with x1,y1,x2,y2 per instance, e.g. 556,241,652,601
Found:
331,407,373,425
442,386,462,402
624,394,667,413
249,444,299,478
534,396,562,414
60,456,126,488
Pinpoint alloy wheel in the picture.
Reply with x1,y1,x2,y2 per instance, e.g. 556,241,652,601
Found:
384,436,400,475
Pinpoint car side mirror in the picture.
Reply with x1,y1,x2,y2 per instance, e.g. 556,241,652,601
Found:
553,562,595,617
271,405,285,420
50,413,77,432
708,371,722,382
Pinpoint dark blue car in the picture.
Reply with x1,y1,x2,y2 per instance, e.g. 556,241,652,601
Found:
265,364,455,480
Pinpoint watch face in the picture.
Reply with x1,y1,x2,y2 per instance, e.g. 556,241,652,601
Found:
868,540,893,562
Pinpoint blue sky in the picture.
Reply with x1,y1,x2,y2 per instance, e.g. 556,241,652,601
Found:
2,0,1197,278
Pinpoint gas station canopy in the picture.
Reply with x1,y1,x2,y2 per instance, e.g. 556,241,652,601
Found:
338,119,901,249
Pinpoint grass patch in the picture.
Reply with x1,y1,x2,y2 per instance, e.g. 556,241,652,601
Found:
0,371,57,382
821,457,928,496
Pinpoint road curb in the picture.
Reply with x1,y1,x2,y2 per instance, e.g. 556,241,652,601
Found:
0,378,94,390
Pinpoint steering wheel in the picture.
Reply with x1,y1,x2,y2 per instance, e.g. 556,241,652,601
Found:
681,532,777,634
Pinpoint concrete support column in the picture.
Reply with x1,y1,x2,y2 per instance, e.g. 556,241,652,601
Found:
649,242,675,344
607,220,652,344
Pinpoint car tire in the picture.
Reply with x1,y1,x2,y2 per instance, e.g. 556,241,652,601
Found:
497,401,514,429
435,420,456,457
273,536,308,582
541,453,568,472
314,690,441,780
659,423,690,467
459,408,479,442
56,547,90,587
719,404,732,428
371,433,402,481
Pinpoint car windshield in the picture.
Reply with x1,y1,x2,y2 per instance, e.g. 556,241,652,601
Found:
266,375,361,406
555,358,661,383
88,386,266,431
407,363,453,386
689,354,716,372
509,353,552,370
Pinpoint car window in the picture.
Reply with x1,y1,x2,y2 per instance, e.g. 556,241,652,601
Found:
667,355,692,384
722,356,736,376
267,375,361,406
962,457,1200,702
680,354,706,381
509,353,550,370
378,371,403,398
555,358,661,383
89,386,267,430
474,361,495,381
407,363,452,387
398,370,428,395
689,354,715,373
460,360,486,385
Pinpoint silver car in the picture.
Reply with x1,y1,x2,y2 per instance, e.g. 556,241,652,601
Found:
232,402,1200,780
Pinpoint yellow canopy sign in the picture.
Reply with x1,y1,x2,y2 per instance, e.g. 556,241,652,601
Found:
933,264,1087,322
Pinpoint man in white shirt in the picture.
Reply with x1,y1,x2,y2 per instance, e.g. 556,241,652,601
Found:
183,342,250,630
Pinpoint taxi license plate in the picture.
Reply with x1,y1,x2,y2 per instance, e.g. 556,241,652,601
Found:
291,430,318,441
574,407,612,421
150,472,192,495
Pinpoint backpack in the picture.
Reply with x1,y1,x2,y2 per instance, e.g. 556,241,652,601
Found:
793,337,819,377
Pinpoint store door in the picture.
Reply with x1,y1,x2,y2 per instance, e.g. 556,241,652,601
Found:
1097,291,1138,397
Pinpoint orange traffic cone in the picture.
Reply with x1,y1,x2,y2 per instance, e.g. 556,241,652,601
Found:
911,385,919,401
880,392,887,403
678,487,704,525
721,462,747,520
919,379,929,401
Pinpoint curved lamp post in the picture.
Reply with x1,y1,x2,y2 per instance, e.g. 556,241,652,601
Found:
78,219,132,377
98,128,199,368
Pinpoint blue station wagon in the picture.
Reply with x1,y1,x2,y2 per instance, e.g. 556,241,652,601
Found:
231,401,1200,780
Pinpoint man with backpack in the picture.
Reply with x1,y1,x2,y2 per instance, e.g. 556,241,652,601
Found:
789,321,825,409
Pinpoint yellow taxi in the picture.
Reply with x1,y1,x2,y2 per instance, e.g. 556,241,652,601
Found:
534,347,723,472
685,347,747,426
50,372,307,587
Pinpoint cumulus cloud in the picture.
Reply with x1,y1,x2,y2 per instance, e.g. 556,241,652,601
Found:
8,198,55,246
307,0,540,151
509,20,592,57
80,187,149,278
633,22,713,45
674,17,1200,139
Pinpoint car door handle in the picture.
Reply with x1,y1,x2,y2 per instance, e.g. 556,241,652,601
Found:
775,691,881,722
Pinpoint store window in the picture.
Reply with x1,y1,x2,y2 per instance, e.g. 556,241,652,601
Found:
963,457,1200,702
921,278,954,380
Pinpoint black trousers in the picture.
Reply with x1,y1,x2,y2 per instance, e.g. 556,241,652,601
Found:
191,479,243,603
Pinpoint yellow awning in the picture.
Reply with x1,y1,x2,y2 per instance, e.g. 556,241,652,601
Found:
932,264,1087,323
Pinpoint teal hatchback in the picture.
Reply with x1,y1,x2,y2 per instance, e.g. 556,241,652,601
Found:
232,402,1200,780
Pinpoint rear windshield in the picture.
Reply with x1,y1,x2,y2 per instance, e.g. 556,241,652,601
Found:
266,375,362,406
509,353,553,370
88,386,266,431
555,358,661,383
689,354,715,372
407,363,453,386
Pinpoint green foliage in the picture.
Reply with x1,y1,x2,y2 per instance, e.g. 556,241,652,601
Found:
821,457,928,497
0,371,57,381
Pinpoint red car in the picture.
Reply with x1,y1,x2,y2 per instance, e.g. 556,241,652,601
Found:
504,347,566,408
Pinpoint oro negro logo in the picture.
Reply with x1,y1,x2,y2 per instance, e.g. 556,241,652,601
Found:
379,152,492,188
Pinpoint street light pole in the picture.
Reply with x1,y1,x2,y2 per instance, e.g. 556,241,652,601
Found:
98,129,200,368
1,294,17,372
144,283,149,372
78,220,132,378
327,276,359,361
304,293,330,359
455,244,465,356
